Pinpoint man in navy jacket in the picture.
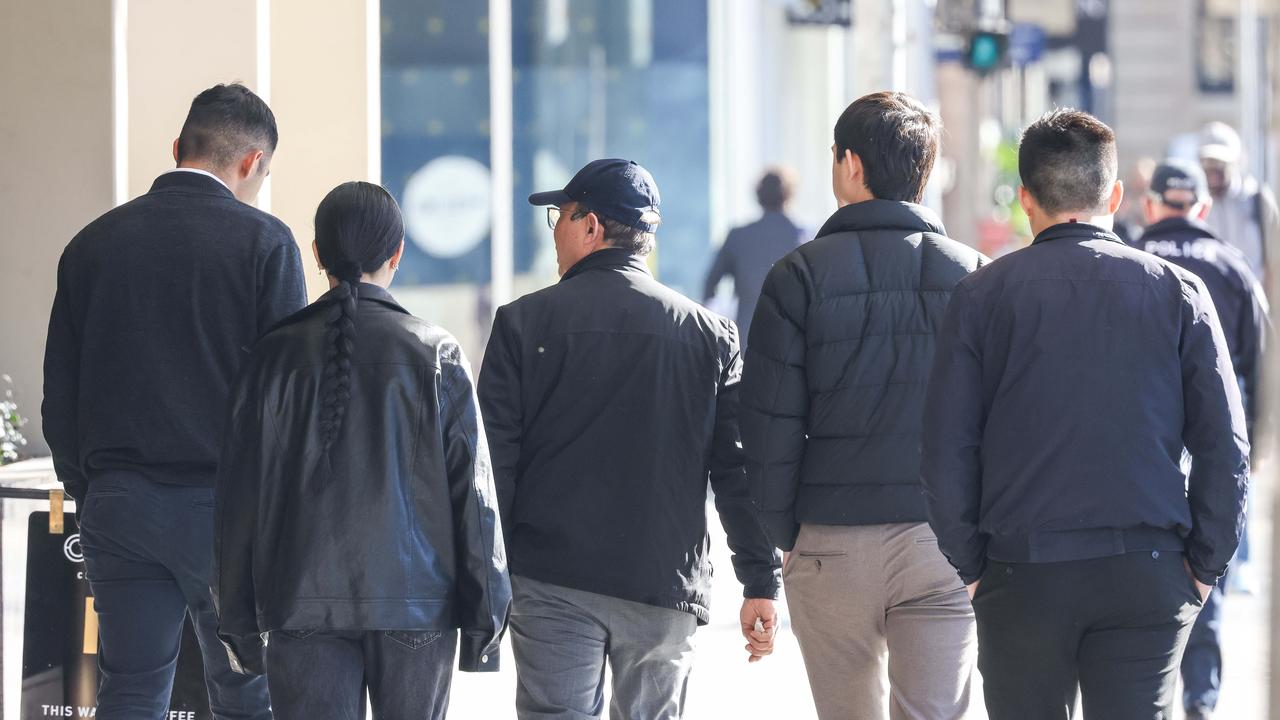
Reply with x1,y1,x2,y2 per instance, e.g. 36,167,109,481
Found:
923,110,1249,720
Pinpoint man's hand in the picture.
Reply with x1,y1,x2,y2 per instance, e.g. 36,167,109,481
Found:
1184,559,1213,603
966,580,979,601
740,598,778,663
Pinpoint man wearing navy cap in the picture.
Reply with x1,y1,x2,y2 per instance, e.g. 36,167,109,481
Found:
478,159,782,719
1139,158,1268,720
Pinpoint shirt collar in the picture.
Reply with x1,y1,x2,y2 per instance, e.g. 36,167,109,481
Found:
166,167,232,192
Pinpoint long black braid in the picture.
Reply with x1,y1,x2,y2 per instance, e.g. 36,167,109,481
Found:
313,182,405,453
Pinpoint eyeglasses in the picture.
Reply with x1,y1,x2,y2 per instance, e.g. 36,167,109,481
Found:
546,206,562,229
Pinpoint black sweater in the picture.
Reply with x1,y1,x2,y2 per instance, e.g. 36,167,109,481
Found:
43,172,307,500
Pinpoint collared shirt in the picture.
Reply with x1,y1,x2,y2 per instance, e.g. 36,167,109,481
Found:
166,167,232,192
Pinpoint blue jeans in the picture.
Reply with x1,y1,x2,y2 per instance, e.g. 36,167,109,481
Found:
78,473,272,720
266,629,457,720
1181,571,1227,712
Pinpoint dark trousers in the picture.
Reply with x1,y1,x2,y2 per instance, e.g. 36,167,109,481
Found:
78,474,272,720
1181,570,1227,712
266,629,457,720
973,550,1203,720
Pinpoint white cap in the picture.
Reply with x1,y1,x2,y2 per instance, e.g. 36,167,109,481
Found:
1198,121,1242,164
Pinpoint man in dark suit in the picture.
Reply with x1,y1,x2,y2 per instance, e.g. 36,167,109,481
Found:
702,168,806,343
43,83,306,720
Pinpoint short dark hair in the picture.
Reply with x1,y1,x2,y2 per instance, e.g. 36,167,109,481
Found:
833,91,940,203
177,83,278,168
1018,108,1117,215
573,204,655,256
756,167,795,211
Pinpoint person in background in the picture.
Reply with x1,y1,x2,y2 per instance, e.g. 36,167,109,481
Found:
215,182,509,720
480,159,781,720
1198,121,1278,596
42,83,301,720
703,167,807,343
924,109,1248,720
1199,121,1280,285
1139,158,1268,720
742,91,986,720
1113,156,1156,245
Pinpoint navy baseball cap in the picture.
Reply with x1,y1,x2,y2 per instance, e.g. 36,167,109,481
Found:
1149,158,1208,209
528,159,662,232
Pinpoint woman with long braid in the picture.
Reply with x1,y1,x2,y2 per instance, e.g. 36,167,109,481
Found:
214,181,511,720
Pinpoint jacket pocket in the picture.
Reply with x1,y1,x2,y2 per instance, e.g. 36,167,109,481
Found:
275,629,317,641
384,630,443,650
795,550,847,558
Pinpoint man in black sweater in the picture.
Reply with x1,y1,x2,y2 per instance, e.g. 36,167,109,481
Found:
741,92,986,719
42,84,306,719
1137,158,1268,720
923,110,1249,719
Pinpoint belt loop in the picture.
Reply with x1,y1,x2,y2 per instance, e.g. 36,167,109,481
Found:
1112,528,1125,554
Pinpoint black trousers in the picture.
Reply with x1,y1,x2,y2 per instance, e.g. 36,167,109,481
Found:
973,550,1203,720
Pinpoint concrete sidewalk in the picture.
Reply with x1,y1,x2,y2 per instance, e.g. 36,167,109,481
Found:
450,504,1271,719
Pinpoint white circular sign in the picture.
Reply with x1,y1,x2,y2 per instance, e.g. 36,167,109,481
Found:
402,156,492,259
64,533,83,563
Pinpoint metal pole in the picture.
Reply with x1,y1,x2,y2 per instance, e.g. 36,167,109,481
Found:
488,0,514,311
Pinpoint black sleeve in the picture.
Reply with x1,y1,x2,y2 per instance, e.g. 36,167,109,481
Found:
257,235,308,334
740,255,811,551
921,287,989,584
1234,272,1269,441
41,250,87,502
477,306,522,540
709,322,782,599
703,234,734,302
1179,276,1251,585
212,355,267,675
441,352,512,673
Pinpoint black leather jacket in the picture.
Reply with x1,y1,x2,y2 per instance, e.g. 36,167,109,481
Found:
214,283,510,673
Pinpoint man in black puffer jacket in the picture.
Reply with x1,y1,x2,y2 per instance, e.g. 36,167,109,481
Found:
741,91,986,720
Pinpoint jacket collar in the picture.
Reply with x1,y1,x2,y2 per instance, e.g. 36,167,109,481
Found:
1031,221,1125,246
318,281,411,314
258,282,409,343
147,170,236,199
560,247,652,282
815,199,946,239
1141,216,1218,242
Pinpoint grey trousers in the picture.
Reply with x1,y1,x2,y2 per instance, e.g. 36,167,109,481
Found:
509,574,698,720
785,522,978,720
